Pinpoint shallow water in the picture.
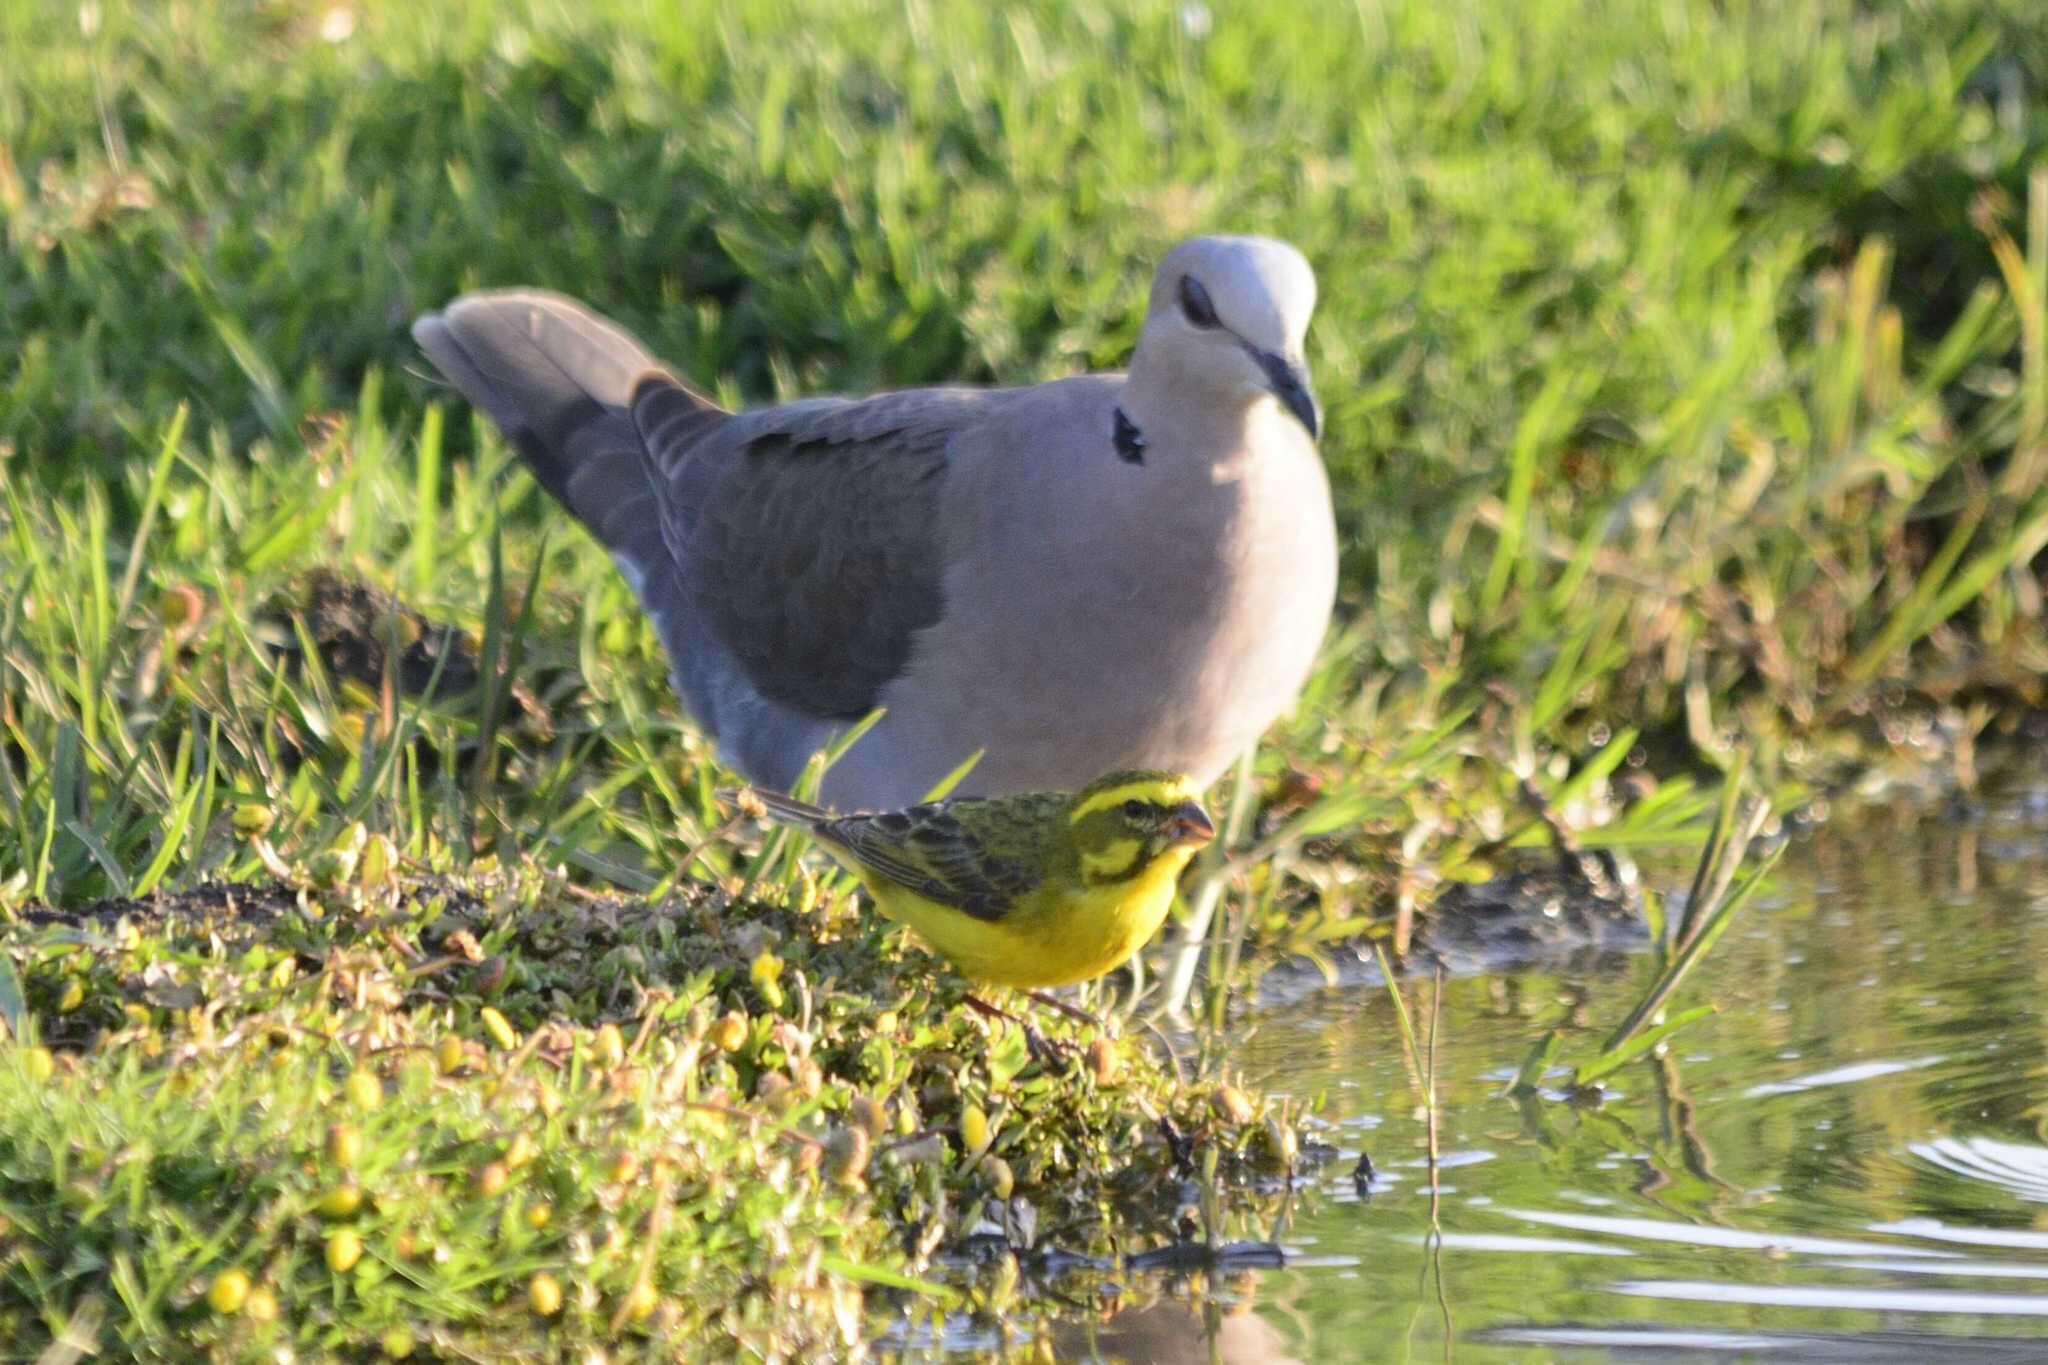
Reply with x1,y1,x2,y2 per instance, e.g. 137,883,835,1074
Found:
1066,761,2048,1362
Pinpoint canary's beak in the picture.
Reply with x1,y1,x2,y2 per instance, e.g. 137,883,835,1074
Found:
1164,801,1217,847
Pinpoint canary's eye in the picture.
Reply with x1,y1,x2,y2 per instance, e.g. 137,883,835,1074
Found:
1178,275,1221,330
1120,798,1150,822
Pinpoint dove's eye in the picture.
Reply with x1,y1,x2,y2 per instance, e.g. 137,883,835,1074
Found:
1178,275,1221,330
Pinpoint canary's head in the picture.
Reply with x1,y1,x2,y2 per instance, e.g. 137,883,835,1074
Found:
1062,771,1215,886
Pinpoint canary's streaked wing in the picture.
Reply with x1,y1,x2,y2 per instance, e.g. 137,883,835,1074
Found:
811,796,1069,921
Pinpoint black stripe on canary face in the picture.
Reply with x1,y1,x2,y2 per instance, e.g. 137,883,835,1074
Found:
1068,773,1214,884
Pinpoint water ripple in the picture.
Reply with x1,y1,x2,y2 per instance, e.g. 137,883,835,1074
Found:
1741,1054,1946,1099
1908,1135,2048,1203
1612,1278,2048,1314
1506,1208,1958,1259
1475,1324,2048,1362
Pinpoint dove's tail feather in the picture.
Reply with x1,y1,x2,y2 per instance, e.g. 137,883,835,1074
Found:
411,290,718,598
414,290,838,795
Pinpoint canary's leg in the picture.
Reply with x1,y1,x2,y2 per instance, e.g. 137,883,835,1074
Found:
964,994,1074,1067
1023,989,1099,1029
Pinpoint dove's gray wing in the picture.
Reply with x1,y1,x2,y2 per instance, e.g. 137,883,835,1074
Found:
414,290,994,789
632,377,992,723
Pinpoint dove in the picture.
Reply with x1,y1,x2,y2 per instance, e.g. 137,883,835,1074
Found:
412,235,1336,809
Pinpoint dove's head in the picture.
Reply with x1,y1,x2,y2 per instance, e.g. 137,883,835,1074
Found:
1134,235,1320,439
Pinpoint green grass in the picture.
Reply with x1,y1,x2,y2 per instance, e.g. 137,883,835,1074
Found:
0,869,1312,1357
3,0,2048,1355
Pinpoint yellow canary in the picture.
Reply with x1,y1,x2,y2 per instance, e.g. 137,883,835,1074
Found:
738,771,1215,988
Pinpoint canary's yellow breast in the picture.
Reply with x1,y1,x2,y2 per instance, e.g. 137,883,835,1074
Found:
856,846,1199,989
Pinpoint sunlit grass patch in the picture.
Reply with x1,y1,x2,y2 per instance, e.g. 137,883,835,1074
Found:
0,863,1325,1356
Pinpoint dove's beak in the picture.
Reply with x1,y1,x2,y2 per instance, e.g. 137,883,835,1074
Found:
1164,801,1217,848
1257,349,1321,440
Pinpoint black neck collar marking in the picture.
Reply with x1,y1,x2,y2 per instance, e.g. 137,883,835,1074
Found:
1113,407,1147,465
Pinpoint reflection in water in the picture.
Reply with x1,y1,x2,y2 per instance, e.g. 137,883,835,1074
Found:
1142,755,2048,1361
1056,1299,1306,1364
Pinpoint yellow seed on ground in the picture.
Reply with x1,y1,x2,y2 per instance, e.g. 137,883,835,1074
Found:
327,1122,362,1169
750,950,786,1009
325,1229,363,1273
984,1155,1015,1200
436,1035,464,1075
622,1281,658,1322
712,1010,748,1053
318,1183,364,1218
607,1152,640,1185
243,1285,278,1323
529,1271,563,1317
232,803,275,838
595,1022,626,1069
346,1069,382,1110
481,1007,517,1051
207,1268,250,1314
961,1103,992,1159
526,1202,552,1229
23,1047,54,1084
475,1161,510,1197
505,1132,538,1169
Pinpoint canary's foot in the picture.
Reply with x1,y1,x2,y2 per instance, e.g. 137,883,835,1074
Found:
1023,1024,1075,1068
